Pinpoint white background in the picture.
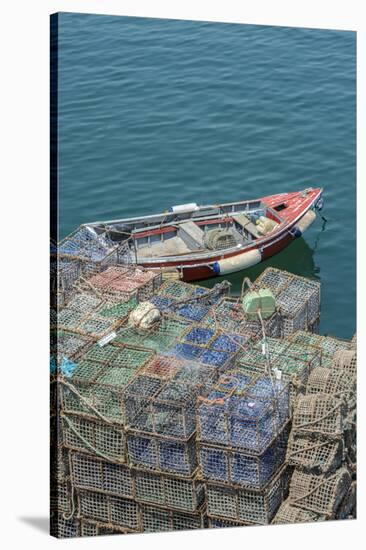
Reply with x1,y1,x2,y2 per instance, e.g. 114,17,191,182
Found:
0,1,363,548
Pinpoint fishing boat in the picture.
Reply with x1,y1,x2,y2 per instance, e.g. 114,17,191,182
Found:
86,188,324,282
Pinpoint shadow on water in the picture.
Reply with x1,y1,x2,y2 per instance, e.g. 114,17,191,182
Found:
18,516,49,534
197,236,319,295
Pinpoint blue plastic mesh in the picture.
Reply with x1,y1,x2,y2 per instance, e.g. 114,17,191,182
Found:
176,304,210,322
198,374,289,452
200,349,230,368
149,295,174,312
170,343,203,361
127,433,197,475
192,287,208,297
210,334,246,353
199,424,288,489
184,327,215,345
59,227,116,262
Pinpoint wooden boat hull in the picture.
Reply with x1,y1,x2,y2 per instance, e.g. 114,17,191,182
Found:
85,187,323,282
137,207,319,282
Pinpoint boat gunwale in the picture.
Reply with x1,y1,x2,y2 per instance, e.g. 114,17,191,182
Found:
65,188,322,266
132,191,322,264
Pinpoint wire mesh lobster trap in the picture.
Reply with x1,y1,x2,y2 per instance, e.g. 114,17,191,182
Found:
50,512,80,538
235,343,283,375
288,467,352,518
70,451,134,497
62,414,127,463
124,375,206,439
158,280,195,301
292,394,347,439
205,465,290,525
332,350,357,378
306,367,356,401
243,311,283,339
134,469,205,512
198,422,290,489
177,326,248,372
350,333,357,349
181,326,217,348
76,489,140,531
280,276,320,328
61,344,154,423
56,299,126,340
124,355,216,438
318,336,352,357
335,481,356,520
237,338,321,407
58,225,132,269
288,332,353,370
208,517,249,528
275,293,310,337
84,266,162,302
286,433,343,474
115,316,189,353
51,256,84,309
140,355,184,380
50,412,63,448
272,498,325,524
202,296,280,339
51,330,94,365
202,297,253,336
126,430,197,476
288,330,322,349
169,341,237,376
344,409,357,468
79,519,128,536
50,480,73,517
254,268,294,294
51,444,70,484
197,372,290,453
139,503,207,532
250,268,321,336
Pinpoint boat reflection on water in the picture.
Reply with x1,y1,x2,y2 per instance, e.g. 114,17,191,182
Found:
198,235,320,296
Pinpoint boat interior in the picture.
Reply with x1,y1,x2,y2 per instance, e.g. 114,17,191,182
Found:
91,200,286,260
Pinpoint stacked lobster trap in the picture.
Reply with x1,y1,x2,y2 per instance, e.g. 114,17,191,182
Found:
50,266,356,537
272,340,356,524
248,268,321,336
195,369,292,526
235,337,322,408
55,266,162,331
52,227,133,308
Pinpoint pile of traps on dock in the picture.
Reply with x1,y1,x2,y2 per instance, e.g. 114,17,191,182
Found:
50,265,356,537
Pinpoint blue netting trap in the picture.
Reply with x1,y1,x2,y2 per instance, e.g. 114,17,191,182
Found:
127,433,197,476
124,359,215,438
176,304,210,322
173,362,217,386
183,327,215,345
210,333,246,353
59,226,117,262
200,349,231,369
192,287,208,297
199,423,289,489
197,373,290,453
149,295,174,312
169,343,203,361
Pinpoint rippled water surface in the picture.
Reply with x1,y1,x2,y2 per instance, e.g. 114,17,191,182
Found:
57,13,356,338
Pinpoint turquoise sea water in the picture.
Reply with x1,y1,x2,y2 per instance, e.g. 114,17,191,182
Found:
56,13,356,338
